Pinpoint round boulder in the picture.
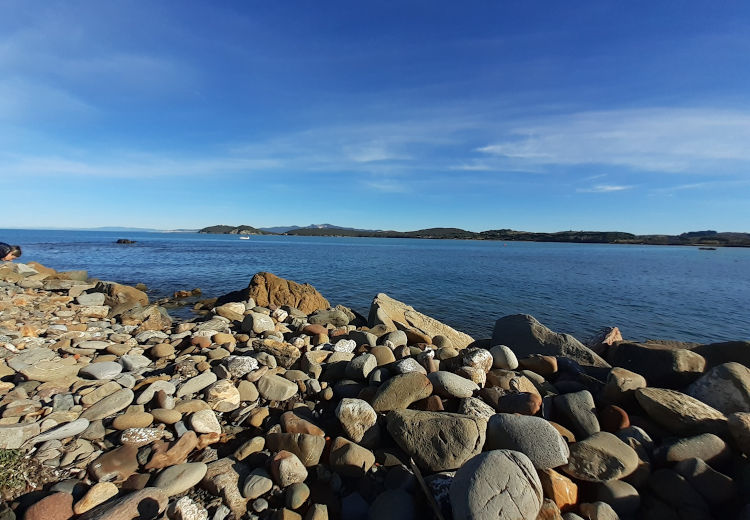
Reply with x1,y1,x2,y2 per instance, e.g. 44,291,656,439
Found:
686,362,750,414
428,371,479,399
450,450,543,520
563,432,638,482
485,413,569,469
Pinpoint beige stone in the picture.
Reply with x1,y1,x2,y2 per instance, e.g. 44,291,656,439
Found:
368,293,473,349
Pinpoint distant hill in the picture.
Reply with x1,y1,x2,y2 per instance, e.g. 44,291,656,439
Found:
261,223,364,234
198,225,274,235
197,224,750,246
259,225,303,234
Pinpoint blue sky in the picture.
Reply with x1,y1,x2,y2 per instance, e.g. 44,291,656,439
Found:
2,1,749,233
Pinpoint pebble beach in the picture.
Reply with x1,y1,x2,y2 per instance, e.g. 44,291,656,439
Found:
0,260,749,520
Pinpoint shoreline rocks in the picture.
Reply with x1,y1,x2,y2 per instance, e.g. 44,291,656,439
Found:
1,261,749,519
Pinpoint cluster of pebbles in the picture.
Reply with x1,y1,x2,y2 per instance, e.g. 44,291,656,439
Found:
0,262,749,520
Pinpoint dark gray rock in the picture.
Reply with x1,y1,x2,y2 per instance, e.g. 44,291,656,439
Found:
491,314,609,367
658,433,729,466
553,390,600,439
563,432,639,482
648,469,710,518
691,340,750,370
485,413,569,470
367,489,416,520
674,457,736,505
607,342,705,387
595,480,640,517
386,409,486,472
348,330,377,348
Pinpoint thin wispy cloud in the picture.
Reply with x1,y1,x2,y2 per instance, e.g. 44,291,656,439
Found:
577,184,634,193
362,178,410,193
0,78,94,120
477,108,750,174
0,153,282,179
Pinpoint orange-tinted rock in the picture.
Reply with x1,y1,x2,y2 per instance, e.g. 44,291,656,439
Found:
495,392,542,415
21,325,38,337
600,404,630,433
549,422,576,443
145,431,198,470
24,492,73,520
281,411,325,436
88,445,139,483
197,432,221,449
191,336,212,349
240,272,330,315
587,326,623,355
370,346,396,366
404,328,433,345
518,355,558,376
423,395,445,411
538,468,578,512
302,324,328,336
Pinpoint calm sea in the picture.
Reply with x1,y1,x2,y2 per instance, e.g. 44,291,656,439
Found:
2,229,749,344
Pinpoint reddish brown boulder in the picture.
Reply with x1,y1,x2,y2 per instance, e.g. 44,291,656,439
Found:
601,404,631,432
23,492,73,520
88,445,139,483
217,272,329,314
145,431,198,470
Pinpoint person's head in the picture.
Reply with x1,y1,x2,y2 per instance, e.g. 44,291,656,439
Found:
1,245,21,261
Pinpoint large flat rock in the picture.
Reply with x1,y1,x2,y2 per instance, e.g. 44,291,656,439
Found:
636,387,727,436
368,293,474,349
492,314,609,367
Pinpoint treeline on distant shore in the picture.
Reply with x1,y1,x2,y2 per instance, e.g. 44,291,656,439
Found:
198,225,750,247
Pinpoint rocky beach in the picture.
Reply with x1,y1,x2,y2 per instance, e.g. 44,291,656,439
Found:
0,261,748,520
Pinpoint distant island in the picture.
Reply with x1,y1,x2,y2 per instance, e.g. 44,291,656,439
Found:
198,224,274,235
198,225,750,247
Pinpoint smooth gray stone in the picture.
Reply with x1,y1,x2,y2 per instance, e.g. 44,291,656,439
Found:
80,361,123,380
80,389,134,420
29,418,90,444
428,371,479,399
485,413,569,470
76,293,106,306
554,390,600,439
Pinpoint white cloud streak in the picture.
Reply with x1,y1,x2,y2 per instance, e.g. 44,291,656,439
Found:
477,108,750,173
577,184,633,193
0,154,281,179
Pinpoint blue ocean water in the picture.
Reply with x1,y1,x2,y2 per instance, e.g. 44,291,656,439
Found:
2,229,749,344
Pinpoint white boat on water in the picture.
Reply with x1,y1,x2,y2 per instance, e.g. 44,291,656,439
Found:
239,236,250,240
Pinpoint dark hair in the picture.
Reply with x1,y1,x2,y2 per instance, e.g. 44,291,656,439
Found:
8,245,21,258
